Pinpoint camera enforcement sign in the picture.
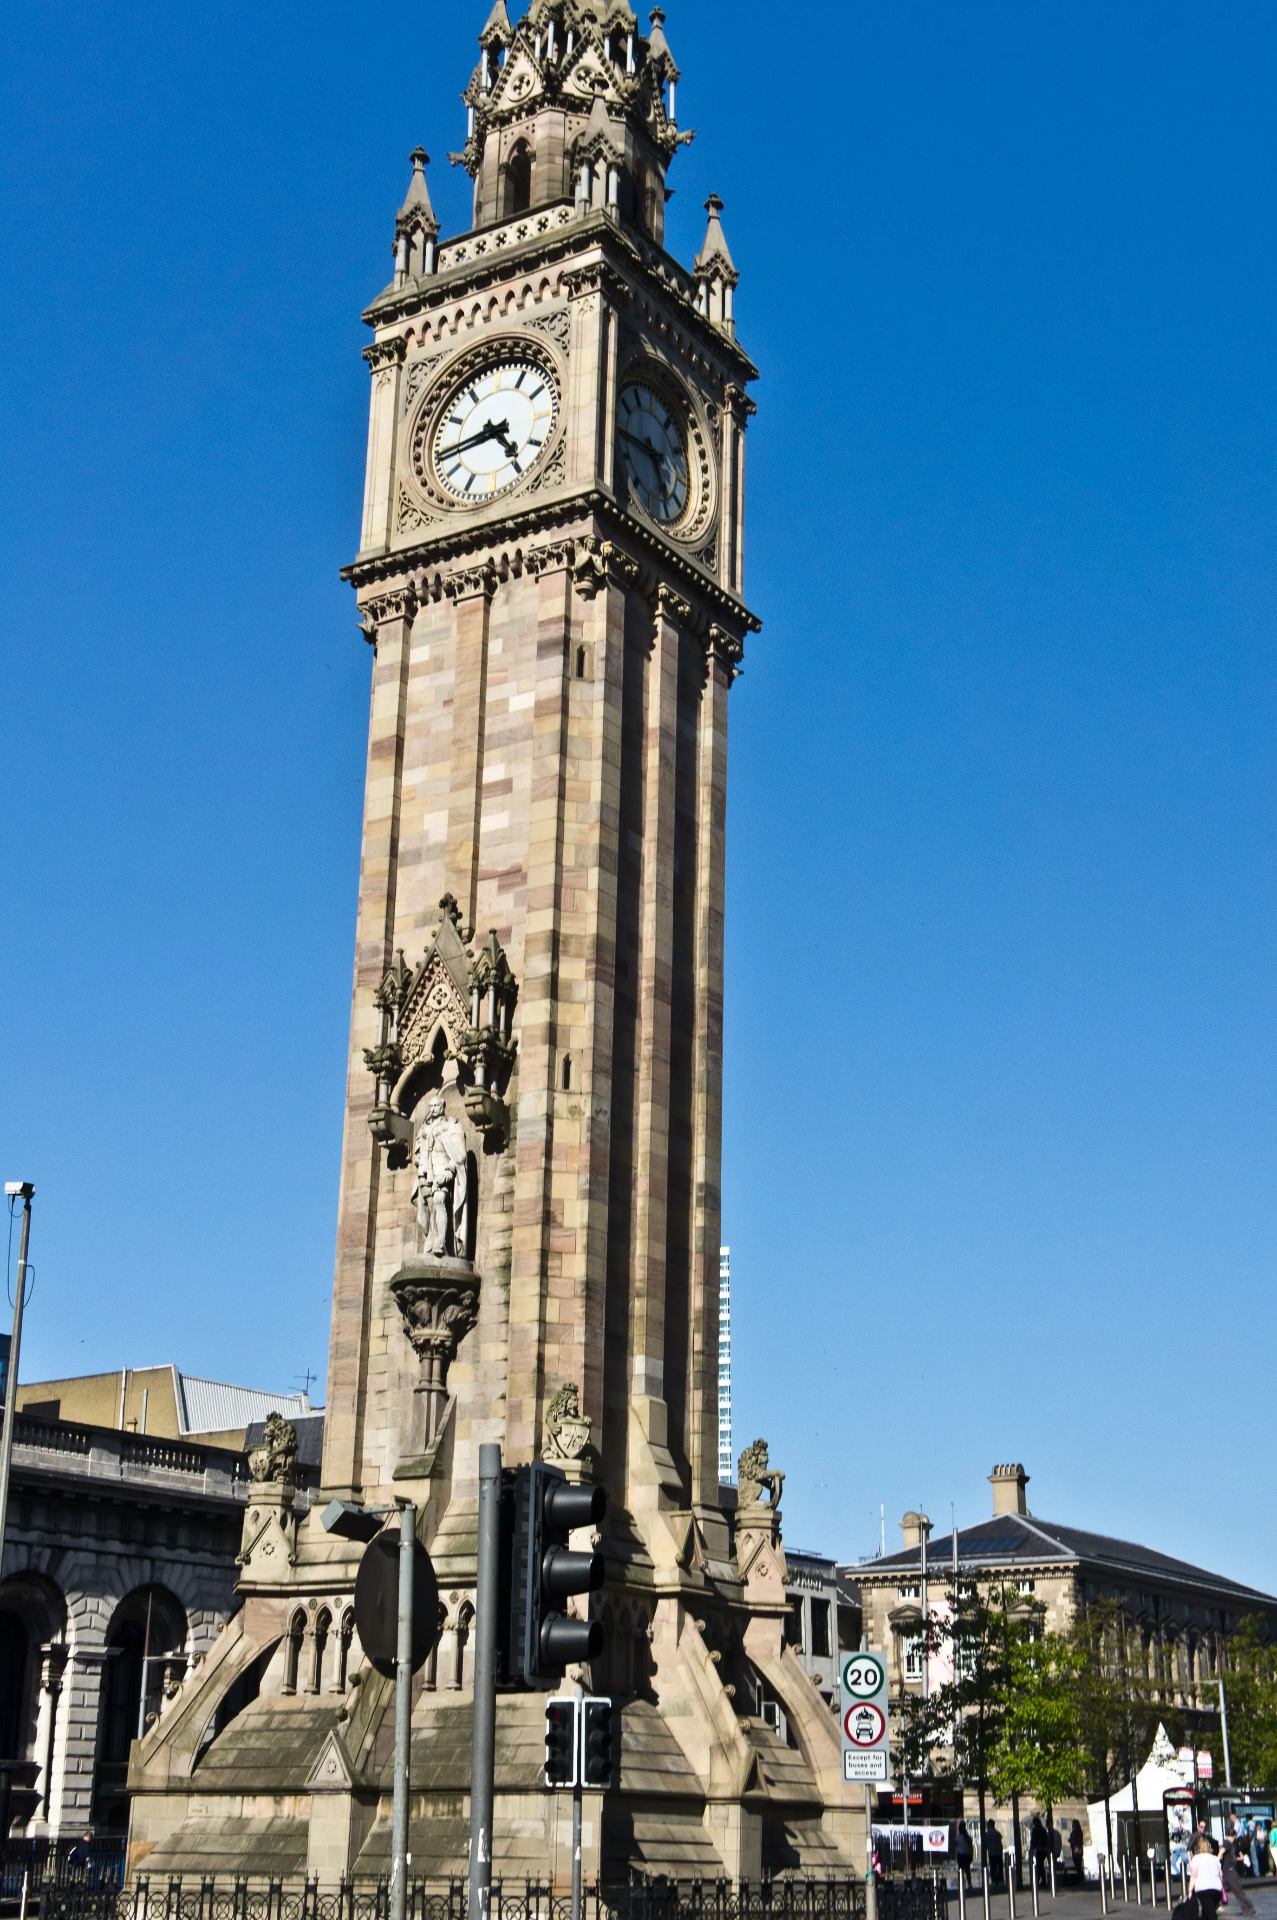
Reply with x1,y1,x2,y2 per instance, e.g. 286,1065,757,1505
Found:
840,1651,890,1783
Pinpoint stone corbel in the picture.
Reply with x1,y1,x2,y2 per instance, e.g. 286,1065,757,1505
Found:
706,622,744,678
363,336,408,373
654,582,692,627
390,1258,481,1455
461,1084,509,1146
359,586,418,645
573,536,639,599
444,560,499,602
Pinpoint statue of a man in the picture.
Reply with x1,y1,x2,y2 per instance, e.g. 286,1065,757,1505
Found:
412,1093,470,1260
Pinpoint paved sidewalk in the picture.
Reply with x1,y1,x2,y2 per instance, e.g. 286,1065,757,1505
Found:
944,1879,1277,1920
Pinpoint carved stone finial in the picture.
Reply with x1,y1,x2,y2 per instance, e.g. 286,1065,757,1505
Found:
439,892,464,930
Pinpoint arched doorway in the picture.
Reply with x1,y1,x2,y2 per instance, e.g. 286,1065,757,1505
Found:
0,1610,29,1759
95,1587,187,1832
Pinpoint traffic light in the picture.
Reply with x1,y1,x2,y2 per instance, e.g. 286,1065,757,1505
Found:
502,1462,608,1683
580,1696,614,1789
544,1697,578,1786
529,1462,606,1677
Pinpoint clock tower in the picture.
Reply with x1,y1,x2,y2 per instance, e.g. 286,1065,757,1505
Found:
128,0,859,1885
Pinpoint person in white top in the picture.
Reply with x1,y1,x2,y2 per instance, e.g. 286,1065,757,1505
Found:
1188,1838,1224,1920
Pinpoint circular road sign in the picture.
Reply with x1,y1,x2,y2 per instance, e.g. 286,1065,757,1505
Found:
353,1531,440,1680
841,1653,886,1698
843,1701,887,1749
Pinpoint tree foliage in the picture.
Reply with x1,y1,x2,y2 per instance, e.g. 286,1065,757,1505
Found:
1223,1616,1277,1790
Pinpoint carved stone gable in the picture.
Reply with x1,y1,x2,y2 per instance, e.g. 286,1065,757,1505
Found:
398,910,473,1069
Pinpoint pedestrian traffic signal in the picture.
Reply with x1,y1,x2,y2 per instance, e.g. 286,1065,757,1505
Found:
580,1696,614,1789
526,1462,606,1678
544,1697,578,1787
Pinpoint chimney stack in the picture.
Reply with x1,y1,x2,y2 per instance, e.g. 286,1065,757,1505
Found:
900,1510,932,1550
989,1464,1029,1517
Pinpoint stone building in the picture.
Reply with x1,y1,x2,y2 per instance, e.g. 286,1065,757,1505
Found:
126,0,857,1887
853,1462,1277,1834
15,1369,314,1451
780,1552,845,1713
0,1408,272,1838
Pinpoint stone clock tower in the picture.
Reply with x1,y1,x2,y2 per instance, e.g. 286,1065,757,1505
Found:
128,0,858,1885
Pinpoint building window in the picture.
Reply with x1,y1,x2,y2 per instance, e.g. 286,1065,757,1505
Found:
904,1635,925,1680
810,1598,831,1659
899,1584,920,1601
784,1599,804,1651
506,144,532,216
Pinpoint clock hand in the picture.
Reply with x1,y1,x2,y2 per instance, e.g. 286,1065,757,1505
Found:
618,428,666,481
444,418,518,459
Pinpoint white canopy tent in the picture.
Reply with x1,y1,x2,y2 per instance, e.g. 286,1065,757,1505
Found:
1085,1727,1196,1868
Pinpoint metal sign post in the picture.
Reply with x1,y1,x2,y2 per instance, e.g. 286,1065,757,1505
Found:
842,1652,890,1918
469,1444,501,1920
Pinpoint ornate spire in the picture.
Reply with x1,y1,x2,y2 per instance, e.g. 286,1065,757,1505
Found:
394,148,439,286
480,0,512,41
453,0,693,245
694,192,738,334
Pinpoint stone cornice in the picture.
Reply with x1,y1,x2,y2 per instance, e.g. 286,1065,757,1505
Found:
343,486,761,640
362,208,758,388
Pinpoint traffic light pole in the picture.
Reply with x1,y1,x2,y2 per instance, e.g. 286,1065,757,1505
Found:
572,1778,582,1920
390,1499,416,1920
469,1443,501,1920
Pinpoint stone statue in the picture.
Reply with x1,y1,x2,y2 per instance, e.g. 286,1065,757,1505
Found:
248,1411,298,1487
737,1438,783,1510
412,1092,470,1260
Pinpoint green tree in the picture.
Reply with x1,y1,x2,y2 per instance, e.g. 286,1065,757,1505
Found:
992,1616,1086,1880
1221,1616,1277,1789
1065,1599,1158,1863
905,1588,1020,1867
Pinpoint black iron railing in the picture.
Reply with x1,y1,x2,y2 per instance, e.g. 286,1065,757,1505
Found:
22,1875,946,1920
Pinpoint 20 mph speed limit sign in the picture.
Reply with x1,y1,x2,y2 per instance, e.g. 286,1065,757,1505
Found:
840,1652,890,1783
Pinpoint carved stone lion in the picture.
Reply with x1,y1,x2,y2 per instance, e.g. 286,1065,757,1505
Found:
248,1410,298,1487
737,1438,784,1511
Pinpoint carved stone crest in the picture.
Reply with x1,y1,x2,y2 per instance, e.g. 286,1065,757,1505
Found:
544,1382,593,1463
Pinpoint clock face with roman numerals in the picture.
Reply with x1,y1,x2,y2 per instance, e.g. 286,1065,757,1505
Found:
432,361,558,500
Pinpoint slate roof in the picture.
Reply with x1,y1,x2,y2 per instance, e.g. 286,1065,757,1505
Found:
854,1512,1277,1610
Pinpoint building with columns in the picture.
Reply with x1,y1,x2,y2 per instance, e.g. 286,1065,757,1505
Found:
126,0,857,1887
0,1388,319,1841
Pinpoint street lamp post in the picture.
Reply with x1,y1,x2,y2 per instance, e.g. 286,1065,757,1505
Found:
0,1182,36,1559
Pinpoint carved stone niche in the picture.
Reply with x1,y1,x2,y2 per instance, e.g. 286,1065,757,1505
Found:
363,894,519,1166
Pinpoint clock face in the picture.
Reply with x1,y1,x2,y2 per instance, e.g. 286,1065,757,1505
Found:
618,385,690,525
432,360,558,500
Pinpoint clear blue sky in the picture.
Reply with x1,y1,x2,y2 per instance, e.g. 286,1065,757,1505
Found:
4,4,1276,1594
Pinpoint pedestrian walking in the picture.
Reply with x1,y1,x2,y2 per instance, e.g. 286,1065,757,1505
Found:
1030,1816,1051,1888
957,1820,974,1891
986,1822,1005,1889
1070,1821,1085,1883
1221,1839,1257,1917
1189,1837,1225,1920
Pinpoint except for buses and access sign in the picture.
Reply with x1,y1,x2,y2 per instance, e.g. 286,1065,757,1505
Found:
840,1651,891,1783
